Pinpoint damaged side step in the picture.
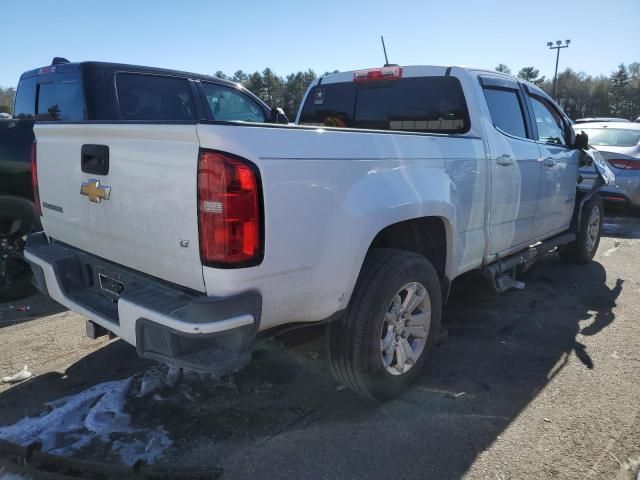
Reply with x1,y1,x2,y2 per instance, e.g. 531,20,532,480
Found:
482,232,576,293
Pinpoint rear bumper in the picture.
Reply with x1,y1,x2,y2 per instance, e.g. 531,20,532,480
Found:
24,233,261,374
579,172,640,206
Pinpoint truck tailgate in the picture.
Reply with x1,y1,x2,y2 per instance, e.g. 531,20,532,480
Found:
34,123,205,292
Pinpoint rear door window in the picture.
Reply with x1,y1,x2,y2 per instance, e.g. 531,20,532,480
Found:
201,83,265,123
483,88,527,138
116,74,195,121
299,76,469,133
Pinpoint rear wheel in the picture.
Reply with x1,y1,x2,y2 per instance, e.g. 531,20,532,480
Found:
0,198,40,302
326,248,442,400
561,196,603,264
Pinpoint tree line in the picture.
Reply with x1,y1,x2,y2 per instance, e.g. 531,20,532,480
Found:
212,69,328,120
496,63,640,120
1,62,639,121
0,87,14,114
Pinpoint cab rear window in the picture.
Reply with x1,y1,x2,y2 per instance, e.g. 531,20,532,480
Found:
13,73,85,121
36,76,85,121
116,74,195,121
299,76,470,133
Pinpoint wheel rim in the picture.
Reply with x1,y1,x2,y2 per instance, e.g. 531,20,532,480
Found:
0,216,33,287
380,281,432,376
585,205,601,253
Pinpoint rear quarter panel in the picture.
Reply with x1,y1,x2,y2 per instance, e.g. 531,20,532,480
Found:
197,124,487,330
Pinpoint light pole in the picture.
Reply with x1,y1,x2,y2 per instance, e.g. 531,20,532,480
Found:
547,40,570,100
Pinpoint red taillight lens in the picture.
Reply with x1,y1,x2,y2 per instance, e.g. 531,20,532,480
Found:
353,66,403,83
609,159,640,170
197,150,262,266
30,141,42,216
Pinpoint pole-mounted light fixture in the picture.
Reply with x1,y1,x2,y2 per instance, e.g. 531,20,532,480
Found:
547,40,571,100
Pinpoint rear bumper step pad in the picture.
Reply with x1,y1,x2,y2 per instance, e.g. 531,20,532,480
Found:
24,232,261,374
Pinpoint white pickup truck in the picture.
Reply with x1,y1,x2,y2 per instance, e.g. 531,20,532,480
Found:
23,60,608,399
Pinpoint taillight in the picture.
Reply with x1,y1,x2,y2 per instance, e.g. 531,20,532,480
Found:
30,141,41,216
353,66,403,83
609,159,640,170
197,150,262,267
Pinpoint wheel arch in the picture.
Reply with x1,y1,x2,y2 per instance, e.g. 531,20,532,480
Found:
369,216,450,276
351,216,453,303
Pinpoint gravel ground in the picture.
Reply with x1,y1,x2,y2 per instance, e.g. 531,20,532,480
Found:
0,213,639,479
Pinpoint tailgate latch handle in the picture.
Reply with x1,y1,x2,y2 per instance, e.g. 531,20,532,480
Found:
81,144,109,175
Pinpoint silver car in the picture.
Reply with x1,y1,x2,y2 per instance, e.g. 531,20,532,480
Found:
575,122,640,207
575,117,630,124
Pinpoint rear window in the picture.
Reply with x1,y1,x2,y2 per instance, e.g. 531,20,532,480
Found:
580,128,640,147
299,76,470,133
13,76,36,119
116,74,195,121
14,73,85,121
36,75,85,121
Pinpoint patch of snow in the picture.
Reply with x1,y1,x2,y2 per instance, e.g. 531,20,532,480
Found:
0,375,171,465
1,365,32,384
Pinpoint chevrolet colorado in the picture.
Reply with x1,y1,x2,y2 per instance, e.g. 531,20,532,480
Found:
24,61,609,399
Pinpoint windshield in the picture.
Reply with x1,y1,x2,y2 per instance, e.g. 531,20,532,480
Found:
580,128,640,147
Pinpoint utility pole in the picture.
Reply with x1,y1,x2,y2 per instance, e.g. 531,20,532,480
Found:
547,40,570,100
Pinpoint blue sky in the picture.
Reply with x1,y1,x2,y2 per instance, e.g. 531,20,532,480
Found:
2,0,639,87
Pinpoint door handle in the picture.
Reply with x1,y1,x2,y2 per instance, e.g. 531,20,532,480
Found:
496,155,514,166
81,144,109,175
543,157,557,167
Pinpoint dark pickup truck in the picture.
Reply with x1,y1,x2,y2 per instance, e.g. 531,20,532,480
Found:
1,57,288,302
0,118,39,300
0,58,79,300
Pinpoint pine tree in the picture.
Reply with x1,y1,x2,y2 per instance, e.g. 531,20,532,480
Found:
517,67,545,85
609,64,630,117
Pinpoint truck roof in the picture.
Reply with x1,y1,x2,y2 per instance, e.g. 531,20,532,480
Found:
316,64,517,80
19,61,243,90
313,64,546,95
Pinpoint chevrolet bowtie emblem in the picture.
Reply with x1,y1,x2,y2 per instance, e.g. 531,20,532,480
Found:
80,179,111,203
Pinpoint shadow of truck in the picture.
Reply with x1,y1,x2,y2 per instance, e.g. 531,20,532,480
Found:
0,251,623,478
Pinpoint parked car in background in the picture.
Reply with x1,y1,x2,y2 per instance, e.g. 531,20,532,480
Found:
575,122,640,207
575,117,630,124
0,113,11,119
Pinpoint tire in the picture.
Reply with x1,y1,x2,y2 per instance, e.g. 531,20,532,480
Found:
561,195,603,264
326,248,442,400
0,197,40,302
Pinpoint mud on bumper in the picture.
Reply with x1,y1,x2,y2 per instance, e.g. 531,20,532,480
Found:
24,233,261,375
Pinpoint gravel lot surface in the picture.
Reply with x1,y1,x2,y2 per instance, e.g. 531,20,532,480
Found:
1,213,639,479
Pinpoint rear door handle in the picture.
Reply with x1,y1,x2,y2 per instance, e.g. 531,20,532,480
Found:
543,157,557,167
496,155,514,166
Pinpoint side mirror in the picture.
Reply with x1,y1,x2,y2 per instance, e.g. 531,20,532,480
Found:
573,131,589,150
270,107,289,124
